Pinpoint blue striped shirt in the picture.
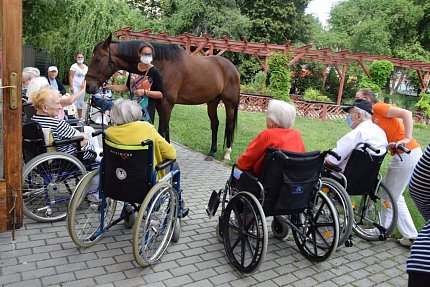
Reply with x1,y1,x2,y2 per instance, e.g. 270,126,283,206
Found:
32,115,93,159
409,144,430,221
407,220,430,275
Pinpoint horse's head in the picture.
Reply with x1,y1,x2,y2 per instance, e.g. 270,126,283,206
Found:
86,34,116,94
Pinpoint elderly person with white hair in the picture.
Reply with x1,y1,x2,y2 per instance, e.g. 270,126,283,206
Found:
325,98,387,171
105,99,176,175
22,67,40,100
236,99,305,176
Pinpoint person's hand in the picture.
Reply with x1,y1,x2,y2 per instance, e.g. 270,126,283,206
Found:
396,138,411,147
135,89,144,97
64,93,70,97
70,87,74,94
103,84,112,90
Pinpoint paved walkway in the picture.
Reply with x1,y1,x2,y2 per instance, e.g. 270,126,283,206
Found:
0,143,410,287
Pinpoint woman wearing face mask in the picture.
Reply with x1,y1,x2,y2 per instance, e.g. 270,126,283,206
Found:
325,99,387,172
69,52,88,120
104,42,163,123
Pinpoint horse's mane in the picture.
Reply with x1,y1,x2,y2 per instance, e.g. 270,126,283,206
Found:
115,40,184,61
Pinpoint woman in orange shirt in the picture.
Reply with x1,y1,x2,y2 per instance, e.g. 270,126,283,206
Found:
355,88,422,247
236,99,305,176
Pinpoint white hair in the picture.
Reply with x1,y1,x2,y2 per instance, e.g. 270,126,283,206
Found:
267,99,296,129
21,67,40,83
352,107,372,120
110,99,142,125
27,77,50,102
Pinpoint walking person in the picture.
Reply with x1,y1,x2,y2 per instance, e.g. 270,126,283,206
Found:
355,88,422,247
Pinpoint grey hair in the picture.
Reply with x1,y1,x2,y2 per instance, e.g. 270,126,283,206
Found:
267,99,296,129
21,67,40,83
110,99,142,125
23,67,40,77
352,107,372,120
27,77,50,102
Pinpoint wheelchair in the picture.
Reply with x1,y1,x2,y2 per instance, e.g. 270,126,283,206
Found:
206,148,341,273
84,93,112,126
22,120,98,222
67,136,187,267
322,142,401,242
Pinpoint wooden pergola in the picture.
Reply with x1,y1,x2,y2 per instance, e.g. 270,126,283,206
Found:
115,27,430,105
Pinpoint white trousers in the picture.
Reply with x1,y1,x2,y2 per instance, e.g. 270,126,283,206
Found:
83,126,102,162
382,147,422,239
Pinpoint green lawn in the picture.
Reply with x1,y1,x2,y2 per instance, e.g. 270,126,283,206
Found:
167,104,430,233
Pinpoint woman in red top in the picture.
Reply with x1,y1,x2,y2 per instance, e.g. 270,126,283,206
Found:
236,99,305,176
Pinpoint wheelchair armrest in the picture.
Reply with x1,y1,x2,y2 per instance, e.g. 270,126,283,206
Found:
155,159,176,171
66,118,79,126
53,136,84,147
323,162,342,173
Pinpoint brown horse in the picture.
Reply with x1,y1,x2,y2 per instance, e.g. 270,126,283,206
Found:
85,34,240,160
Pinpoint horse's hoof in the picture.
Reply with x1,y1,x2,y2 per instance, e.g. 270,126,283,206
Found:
205,156,214,161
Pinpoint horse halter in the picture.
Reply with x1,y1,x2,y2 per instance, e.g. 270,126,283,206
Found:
86,44,116,84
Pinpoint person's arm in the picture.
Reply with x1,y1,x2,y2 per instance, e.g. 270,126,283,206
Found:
104,84,128,93
69,69,75,93
134,88,162,99
74,129,88,147
58,80,66,95
236,132,267,171
59,88,85,107
386,106,414,146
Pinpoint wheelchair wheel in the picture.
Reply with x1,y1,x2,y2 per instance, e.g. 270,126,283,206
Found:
292,190,339,262
133,181,178,267
321,177,353,247
216,222,223,242
271,216,289,240
22,152,86,222
222,191,268,273
123,203,136,229
172,218,181,243
352,183,398,241
67,170,117,248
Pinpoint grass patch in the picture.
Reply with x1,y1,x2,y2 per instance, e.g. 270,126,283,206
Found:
168,104,429,232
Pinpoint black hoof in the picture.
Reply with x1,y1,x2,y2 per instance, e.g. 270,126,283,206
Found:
205,156,214,161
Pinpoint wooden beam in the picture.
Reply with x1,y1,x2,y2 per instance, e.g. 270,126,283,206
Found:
358,60,371,78
337,64,348,105
288,52,305,67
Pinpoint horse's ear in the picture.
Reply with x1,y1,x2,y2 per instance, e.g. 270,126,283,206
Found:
100,34,112,49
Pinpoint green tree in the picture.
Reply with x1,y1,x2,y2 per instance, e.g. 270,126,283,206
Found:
237,0,312,44
24,0,157,82
268,53,291,101
161,0,250,39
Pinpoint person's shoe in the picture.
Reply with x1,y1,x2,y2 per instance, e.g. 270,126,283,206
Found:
399,238,415,247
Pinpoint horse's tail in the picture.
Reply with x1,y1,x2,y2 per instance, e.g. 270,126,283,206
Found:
223,95,239,149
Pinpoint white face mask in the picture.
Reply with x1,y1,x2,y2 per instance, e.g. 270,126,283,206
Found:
140,55,152,64
77,59,84,64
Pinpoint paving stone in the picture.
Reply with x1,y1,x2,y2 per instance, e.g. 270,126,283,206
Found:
0,143,413,287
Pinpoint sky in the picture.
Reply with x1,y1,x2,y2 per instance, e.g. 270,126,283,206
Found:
305,0,342,27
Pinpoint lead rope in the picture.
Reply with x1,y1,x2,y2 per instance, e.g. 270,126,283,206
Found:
8,189,17,241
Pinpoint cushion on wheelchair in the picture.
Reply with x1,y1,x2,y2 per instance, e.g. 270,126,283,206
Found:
102,139,153,203
342,149,386,195
259,148,324,216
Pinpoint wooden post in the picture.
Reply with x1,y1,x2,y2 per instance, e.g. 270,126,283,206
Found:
0,0,23,231
336,64,348,105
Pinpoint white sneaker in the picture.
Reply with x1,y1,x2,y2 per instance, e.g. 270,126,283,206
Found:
399,238,415,247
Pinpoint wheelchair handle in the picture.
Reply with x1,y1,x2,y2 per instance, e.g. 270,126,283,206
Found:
141,139,153,146
388,142,411,154
92,130,104,137
327,150,341,161
354,142,380,154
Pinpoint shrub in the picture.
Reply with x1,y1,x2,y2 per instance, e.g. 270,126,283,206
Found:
415,92,430,117
304,88,331,102
268,53,291,102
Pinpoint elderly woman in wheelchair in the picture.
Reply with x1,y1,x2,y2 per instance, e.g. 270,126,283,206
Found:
22,88,101,222
207,100,341,273
67,99,187,267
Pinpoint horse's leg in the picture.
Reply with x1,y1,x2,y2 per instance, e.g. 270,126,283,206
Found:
157,101,174,143
206,97,221,160
223,101,238,161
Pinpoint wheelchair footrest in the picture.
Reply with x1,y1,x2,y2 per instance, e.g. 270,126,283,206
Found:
206,189,221,218
180,207,189,218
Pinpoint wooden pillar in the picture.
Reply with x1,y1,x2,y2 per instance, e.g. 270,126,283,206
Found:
336,64,348,105
322,64,327,90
